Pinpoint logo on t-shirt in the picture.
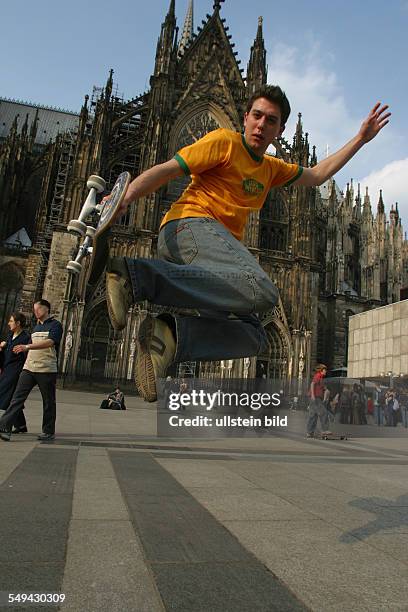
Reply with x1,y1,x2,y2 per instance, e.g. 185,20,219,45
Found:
242,178,264,195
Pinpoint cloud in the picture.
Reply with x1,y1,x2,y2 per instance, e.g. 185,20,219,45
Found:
267,38,407,227
268,40,360,159
358,159,408,225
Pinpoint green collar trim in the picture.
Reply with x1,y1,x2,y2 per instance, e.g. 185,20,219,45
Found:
241,135,263,163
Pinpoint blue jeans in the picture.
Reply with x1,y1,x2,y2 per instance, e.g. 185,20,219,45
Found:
125,217,279,362
307,398,329,434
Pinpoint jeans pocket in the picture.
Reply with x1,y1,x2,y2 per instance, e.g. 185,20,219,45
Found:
159,221,199,265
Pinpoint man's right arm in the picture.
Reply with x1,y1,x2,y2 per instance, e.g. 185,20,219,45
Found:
117,159,184,217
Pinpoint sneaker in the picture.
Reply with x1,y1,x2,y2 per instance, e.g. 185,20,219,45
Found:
12,426,28,434
37,433,55,441
106,257,134,331
306,432,314,438
135,315,176,402
0,429,11,441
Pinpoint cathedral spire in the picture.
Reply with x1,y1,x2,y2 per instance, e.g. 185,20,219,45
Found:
296,112,303,138
246,16,267,94
105,69,113,101
310,144,317,167
213,0,225,12
390,201,399,225
29,109,39,145
363,186,372,219
345,182,352,209
154,0,177,75
21,113,29,139
377,189,385,215
178,0,193,56
168,0,175,17
354,182,362,219
78,94,89,138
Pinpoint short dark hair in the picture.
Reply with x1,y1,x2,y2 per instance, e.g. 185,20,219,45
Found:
35,299,51,312
10,312,27,328
246,85,291,126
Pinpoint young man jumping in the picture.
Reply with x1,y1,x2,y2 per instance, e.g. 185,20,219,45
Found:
104,85,390,401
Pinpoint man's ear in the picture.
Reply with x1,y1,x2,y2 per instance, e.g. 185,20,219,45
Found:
243,112,248,127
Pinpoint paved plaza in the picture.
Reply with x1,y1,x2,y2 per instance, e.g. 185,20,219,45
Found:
0,388,408,611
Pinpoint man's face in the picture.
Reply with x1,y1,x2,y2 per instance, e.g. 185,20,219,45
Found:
244,97,284,156
33,303,48,321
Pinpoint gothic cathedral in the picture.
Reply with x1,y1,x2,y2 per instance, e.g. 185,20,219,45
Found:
1,0,407,388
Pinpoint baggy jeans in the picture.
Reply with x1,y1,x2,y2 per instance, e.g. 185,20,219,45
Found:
125,217,279,363
307,398,329,434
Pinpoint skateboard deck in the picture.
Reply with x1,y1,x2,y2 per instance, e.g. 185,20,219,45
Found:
87,171,130,286
314,432,348,440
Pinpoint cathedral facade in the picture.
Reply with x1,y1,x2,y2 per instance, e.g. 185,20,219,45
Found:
1,0,407,389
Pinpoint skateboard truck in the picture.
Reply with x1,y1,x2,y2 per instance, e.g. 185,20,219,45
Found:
66,226,96,274
66,171,130,278
67,175,106,237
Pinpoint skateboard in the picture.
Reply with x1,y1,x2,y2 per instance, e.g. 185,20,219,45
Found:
66,172,131,285
313,432,348,440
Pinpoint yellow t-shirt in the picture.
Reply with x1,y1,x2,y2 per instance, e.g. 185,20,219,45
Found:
160,128,303,240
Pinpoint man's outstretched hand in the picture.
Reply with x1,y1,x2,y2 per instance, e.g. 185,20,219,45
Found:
359,103,391,143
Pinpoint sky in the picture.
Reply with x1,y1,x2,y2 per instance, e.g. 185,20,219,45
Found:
1,0,406,226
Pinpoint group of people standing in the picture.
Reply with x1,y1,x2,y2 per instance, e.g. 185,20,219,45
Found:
306,363,406,437
0,300,62,442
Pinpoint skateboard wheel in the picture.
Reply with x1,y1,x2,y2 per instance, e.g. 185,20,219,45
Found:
87,175,106,193
85,226,96,239
67,220,87,236
66,260,83,274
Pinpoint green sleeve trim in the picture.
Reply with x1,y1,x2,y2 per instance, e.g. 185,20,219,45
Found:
283,165,303,187
174,153,191,176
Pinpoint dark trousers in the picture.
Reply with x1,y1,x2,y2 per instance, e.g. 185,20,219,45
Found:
0,370,57,434
0,367,27,429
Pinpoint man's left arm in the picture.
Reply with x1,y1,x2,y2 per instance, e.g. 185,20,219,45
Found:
13,320,63,354
294,103,391,187
13,340,54,353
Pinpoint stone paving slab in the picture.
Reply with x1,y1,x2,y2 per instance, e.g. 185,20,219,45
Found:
61,521,164,612
61,447,163,612
154,458,259,490
222,519,408,612
0,447,76,606
111,451,307,611
0,442,36,484
150,562,306,612
0,562,65,611
72,478,130,521
0,447,77,495
0,389,407,611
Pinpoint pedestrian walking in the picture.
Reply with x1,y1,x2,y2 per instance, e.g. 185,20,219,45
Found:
0,300,62,442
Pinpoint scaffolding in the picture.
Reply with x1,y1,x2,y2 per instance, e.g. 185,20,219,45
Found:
35,128,76,300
